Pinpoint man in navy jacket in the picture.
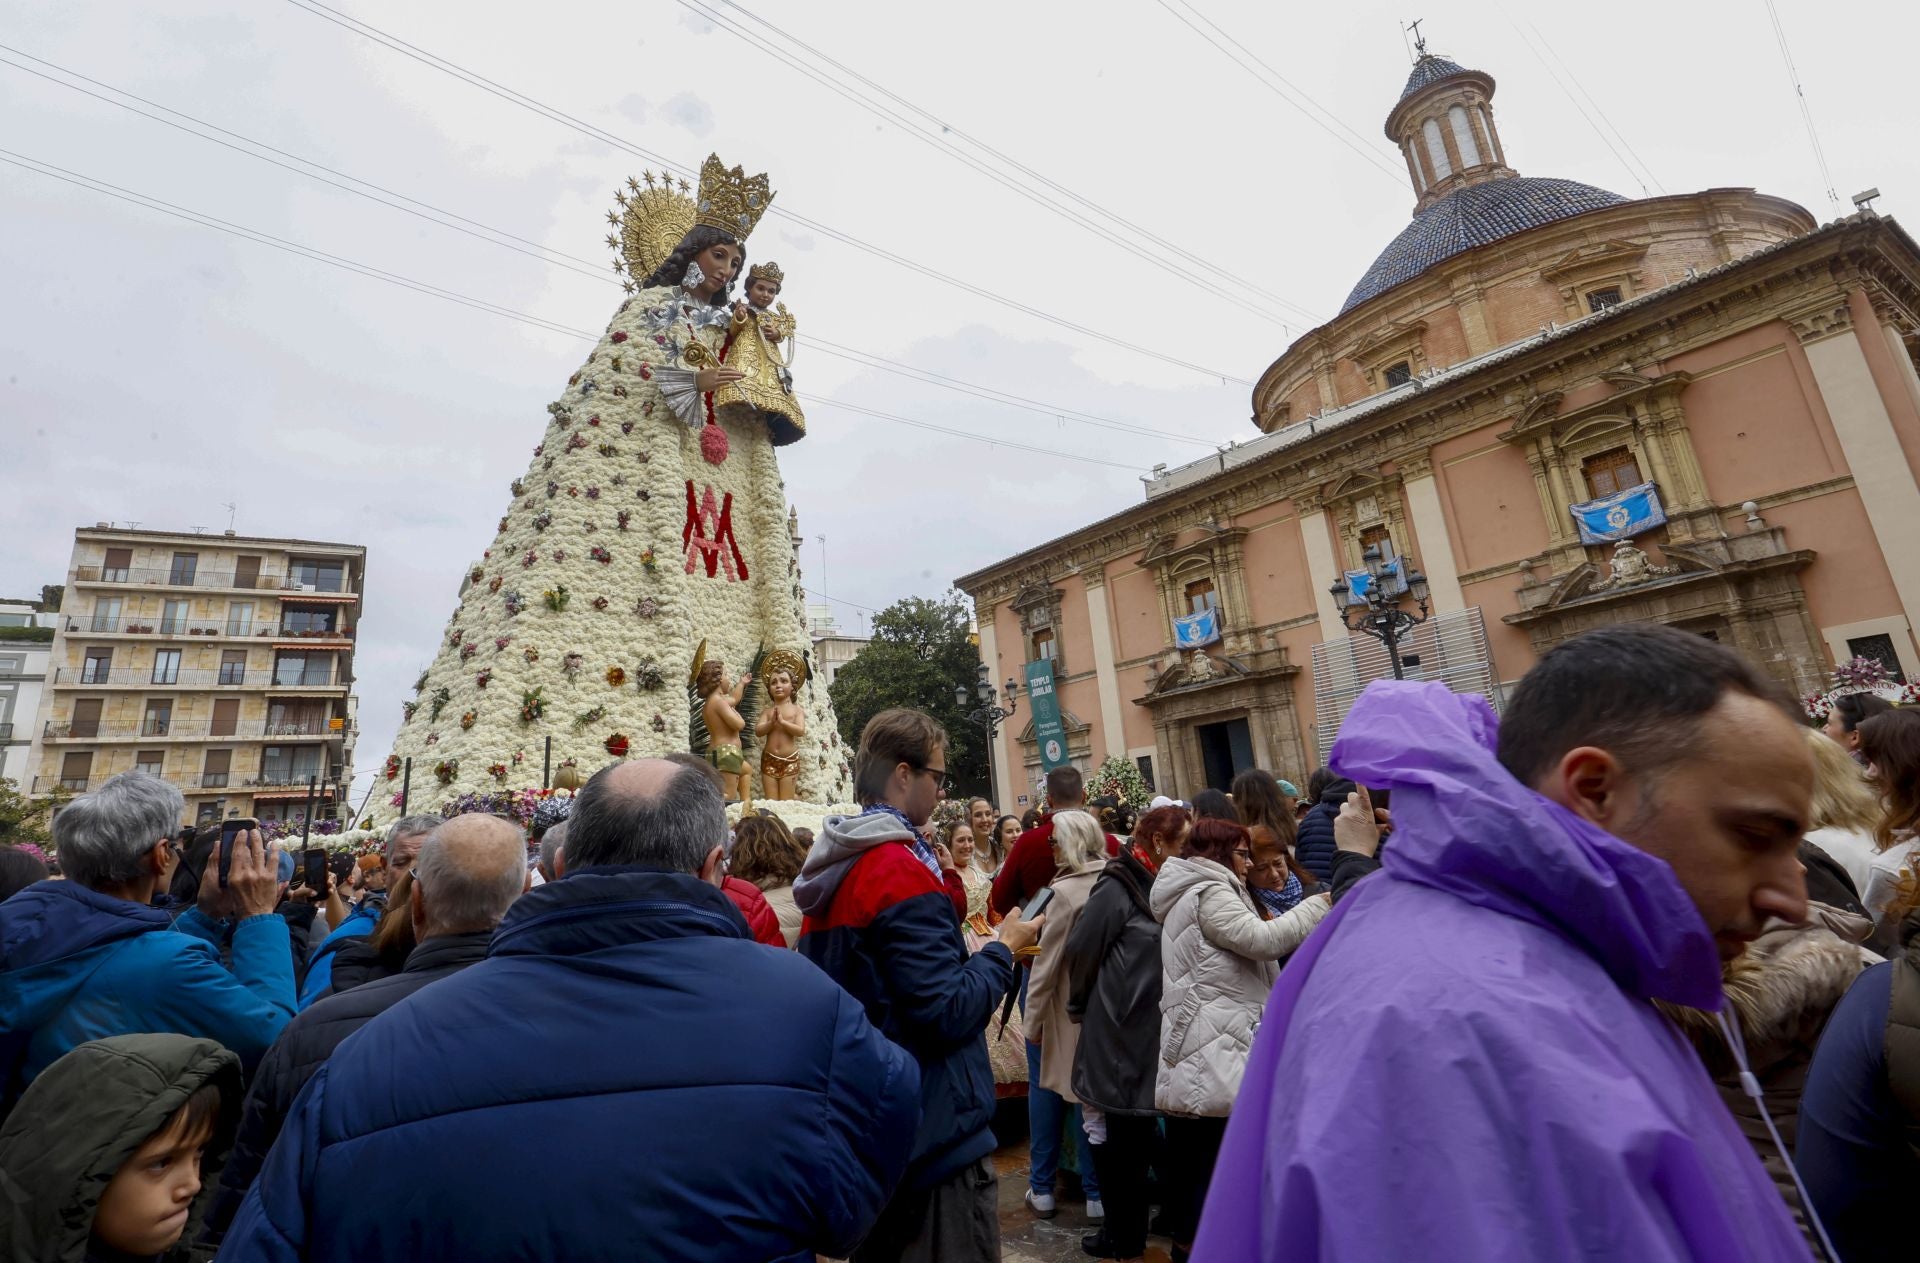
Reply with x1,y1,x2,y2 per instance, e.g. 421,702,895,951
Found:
226,758,921,1262
796,708,1042,1262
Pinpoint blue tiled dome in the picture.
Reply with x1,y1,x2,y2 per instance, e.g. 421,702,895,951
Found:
1400,55,1470,100
1339,176,1628,313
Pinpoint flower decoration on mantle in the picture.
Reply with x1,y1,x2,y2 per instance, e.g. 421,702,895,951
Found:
563,652,584,678
523,646,540,664
632,657,665,691
592,596,610,610
402,700,419,721
605,666,627,687
651,713,668,733
488,577,503,593
576,705,608,727
635,596,661,619
598,443,618,458
586,486,602,500
590,546,613,565
434,759,459,785
512,750,526,765
521,550,538,569
425,731,440,746
546,481,559,499
617,510,632,531
543,585,571,612
640,547,658,572
604,732,631,757
384,754,402,781
460,642,478,661
495,636,512,651
552,549,567,563
488,762,509,784
459,710,477,731
503,589,526,615
700,422,730,465
428,687,452,721
519,687,547,724
533,512,553,531
475,668,492,689
469,566,485,587
511,479,525,496
414,672,429,694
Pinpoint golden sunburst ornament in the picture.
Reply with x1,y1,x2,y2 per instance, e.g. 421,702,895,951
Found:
605,153,776,286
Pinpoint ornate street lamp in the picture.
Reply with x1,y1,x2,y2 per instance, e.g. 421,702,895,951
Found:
955,664,1020,797
1328,544,1432,681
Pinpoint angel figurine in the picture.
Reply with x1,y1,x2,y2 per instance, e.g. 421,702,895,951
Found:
713,261,806,445
696,656,754,803
753,649,809,800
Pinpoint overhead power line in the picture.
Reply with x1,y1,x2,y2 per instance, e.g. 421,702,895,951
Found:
684,0,1319,327
1501,16,1660,197
3,148,1157,474
1762,0,1839,204
0,47,1225,449
1151,0,1408,185
276,0,1257,383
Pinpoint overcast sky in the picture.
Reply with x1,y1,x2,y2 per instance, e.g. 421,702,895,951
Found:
4,0,1914,795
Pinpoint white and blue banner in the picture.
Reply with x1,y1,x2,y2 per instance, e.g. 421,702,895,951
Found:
1342,557,1406,605
1173,606,1220,648
1570,481,1666,545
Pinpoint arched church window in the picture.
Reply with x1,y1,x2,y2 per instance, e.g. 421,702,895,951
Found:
1422,117,1452,179
1448,105,1482,166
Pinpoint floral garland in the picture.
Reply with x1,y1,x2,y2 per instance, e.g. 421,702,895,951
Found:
1803,655,1908,721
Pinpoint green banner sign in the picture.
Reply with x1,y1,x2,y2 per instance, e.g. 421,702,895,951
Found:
1024,658,1070,773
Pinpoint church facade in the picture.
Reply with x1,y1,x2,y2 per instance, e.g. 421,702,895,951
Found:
956,50,1920,807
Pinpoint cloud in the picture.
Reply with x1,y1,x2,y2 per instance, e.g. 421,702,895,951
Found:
676,9,715,35
613,93,650,123
663,92,715,138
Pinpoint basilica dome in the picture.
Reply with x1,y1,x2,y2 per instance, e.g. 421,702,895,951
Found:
1340,176,1628,313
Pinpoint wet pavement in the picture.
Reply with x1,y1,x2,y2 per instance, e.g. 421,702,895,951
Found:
992,1108,1173,1263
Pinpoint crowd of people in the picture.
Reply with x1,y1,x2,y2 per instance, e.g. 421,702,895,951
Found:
0,622,1917,1261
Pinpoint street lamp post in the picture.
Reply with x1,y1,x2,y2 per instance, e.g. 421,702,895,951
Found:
955,664,1020,800
1328,544,1433,680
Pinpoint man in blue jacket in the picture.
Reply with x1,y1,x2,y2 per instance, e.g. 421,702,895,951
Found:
0,772,295,1099
226,757,922,1262
796,708,1042,1262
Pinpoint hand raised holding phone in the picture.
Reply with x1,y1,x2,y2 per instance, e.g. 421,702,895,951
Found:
1334,786,1385,858
197,820,282,920
995,892,1047,956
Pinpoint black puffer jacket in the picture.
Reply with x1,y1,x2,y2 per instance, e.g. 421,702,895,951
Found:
200,930,493,1248
1294,778,1356,882
1065,849,1162,1115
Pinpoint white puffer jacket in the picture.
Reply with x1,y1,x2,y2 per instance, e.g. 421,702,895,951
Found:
1150,855,1330,1117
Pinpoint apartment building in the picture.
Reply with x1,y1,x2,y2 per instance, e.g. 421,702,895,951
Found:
28,526,366,826
0,597,56,785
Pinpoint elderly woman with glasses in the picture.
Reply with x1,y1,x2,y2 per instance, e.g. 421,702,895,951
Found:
1149,816,1331,1260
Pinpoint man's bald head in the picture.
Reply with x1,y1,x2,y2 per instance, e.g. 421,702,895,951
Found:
566,757,727,873
410,814,531,936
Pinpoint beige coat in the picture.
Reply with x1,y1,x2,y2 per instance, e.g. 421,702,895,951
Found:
1025,867,1101,1100
1150,856,1329,1117
762,883,802,948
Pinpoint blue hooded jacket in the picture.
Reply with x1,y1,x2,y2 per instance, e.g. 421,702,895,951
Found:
0,881,296,1096
225,868,921,1262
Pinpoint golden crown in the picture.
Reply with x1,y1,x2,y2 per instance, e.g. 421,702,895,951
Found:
762,647,808,688
747,261,785,286
695,154,775,240
604,154,775,293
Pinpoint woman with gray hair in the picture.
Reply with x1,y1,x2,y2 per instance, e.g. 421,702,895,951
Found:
0,771,295,1094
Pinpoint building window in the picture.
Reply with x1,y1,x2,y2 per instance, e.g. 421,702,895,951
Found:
261,744,322,786
161,600,191,636
60,751,93,791
69,698,103,739
218,650,247,686
1359,524,1397,564
142,699,172,737
101,548,132,583
202,749,231,789
1135,755,1156,793
290,559,345,593
211,697,240,737
1448,104,1482,166
1581,446,1643,499
1847,633,1907,683
1586,286,1624,313
168,553,199,586
91,597,122,633
1383,360,1413,388
1184,578,1217,615
135,750,165,777
82,648,113,684
1422,117,1452,179
274,652,330,687
151,649,182,685
281,607,337,635
226,601,254,637
1032,628,1056,662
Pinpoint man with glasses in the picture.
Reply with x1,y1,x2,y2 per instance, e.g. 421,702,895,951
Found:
796,708,1044,1263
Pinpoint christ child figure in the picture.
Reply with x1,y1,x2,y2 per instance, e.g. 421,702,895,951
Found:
753,656,808,801
697,659,753,803
714,261,805,445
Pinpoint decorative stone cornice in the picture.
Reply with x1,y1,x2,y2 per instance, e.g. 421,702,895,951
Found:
1080,565,1107,590
1396,451,1434,481
1787,300,1853,343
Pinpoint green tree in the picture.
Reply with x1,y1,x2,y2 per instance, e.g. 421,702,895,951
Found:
37,584,64,614
0,777,58,848
828,593,991,798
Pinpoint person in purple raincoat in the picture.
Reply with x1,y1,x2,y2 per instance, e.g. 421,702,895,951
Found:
1195,624,1823,1262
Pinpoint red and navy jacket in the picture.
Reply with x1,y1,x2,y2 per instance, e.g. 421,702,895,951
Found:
799,839,1013,1191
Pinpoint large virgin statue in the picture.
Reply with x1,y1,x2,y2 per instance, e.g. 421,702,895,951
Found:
375,155,850,817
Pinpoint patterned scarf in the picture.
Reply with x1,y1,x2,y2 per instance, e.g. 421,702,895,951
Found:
863,803,942,880
1254,871,1304,917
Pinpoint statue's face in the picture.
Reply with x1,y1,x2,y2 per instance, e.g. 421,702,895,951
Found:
747,277,780,309
769,670,792,700
693,242,743,296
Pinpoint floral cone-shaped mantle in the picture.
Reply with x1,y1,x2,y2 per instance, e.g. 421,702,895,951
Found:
374,284,852,821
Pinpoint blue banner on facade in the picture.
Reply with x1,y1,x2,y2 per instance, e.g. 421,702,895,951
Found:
1024,658,1071,773
1173,606,1220,648
1570,481,1666,544
1342,557,1405,605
